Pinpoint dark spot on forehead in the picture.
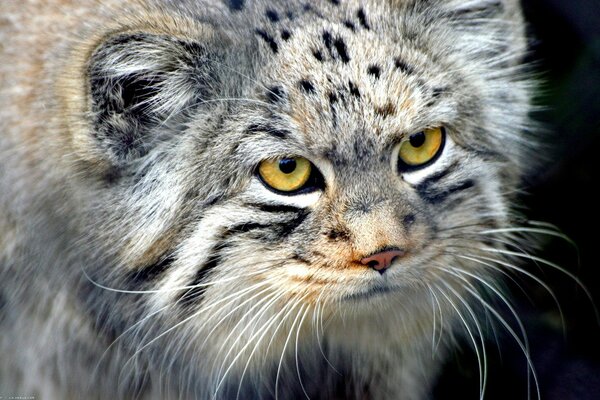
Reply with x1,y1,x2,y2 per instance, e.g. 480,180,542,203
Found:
328,92,339,127
426,87,447,107
394,58,415,75
227,0,244,11
281,30,291,41
246,123,289,139
333,38,350,63
265,9,279,22
329,0,340,5
322,31,333,50
343,20,356,31
348,81,360,98
375,102,396,117
255,29,278,53
367,65,381,79
432,87,447,98
357,8,370,30
328,92,338,104
313,49,324,61
299,79,316,93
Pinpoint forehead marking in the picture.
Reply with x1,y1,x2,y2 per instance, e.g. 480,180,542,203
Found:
367,65,381,79
265,9,280,22
394,58,415,75
357,8,370,30
255,29,278,53
299,80,316,93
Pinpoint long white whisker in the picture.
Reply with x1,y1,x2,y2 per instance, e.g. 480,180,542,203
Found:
480,246,599,323
211,288,288,399
234,289,291,400
434,272,488,400
275,300,308,400
442,264,533,383
430,280,485,400
123,280,270,373
452,252,566,331
295,306,312,400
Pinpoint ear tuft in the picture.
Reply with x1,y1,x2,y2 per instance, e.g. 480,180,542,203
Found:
88,31,223,164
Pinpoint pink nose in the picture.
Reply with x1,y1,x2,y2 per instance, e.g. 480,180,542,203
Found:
360,249,405,273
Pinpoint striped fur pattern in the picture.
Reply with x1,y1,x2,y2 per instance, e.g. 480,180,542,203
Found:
0,0,539,398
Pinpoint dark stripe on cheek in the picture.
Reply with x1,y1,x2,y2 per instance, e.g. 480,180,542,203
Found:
418,179,475,205
313,49,324,61
343,20,356,31
266,86,285,104
275,210,309,238
299,79,315,93
129,254,175,284
223,222,270,237
178,256,219,306
348,81,360,98
178,242,228,306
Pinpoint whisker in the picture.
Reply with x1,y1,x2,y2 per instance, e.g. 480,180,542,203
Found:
234,289,291,400
434,271,488,400
441,267,541,400
430,279,485,400
212,288,288,399
295,305,312,400
123,280,270,375
275,299,309,400
450,251,566,331
480,247,600,323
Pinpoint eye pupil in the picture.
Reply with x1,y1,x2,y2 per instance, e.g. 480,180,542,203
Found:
278,158,297,174
409,132,426,148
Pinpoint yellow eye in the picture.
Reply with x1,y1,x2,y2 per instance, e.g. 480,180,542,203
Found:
398,127,445,167
258,157,313,192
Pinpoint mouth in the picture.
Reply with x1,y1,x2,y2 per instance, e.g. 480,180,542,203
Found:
343,283,397,301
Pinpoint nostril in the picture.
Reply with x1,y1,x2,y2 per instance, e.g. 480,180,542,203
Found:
360,248,405,273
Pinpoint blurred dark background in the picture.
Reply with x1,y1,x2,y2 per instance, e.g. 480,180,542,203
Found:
435,1,600,399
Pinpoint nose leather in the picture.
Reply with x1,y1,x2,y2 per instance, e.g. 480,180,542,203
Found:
360,249,405,273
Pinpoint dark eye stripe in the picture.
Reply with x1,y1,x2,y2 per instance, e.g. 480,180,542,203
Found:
246,202,304,213
417,179,476,205
414,160,460,191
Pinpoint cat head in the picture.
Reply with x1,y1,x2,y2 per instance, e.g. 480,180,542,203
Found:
65,0,533,376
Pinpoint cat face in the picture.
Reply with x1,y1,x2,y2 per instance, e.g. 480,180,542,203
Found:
73,0,532,392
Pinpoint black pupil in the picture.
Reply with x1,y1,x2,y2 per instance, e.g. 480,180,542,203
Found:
279,158,297,174
409,132,426,148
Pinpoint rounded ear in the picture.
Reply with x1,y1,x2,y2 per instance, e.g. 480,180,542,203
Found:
391,0,527,64
83,23,229,166
439,0,527,57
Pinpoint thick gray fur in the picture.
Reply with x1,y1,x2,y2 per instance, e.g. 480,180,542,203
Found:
0,0,537,399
